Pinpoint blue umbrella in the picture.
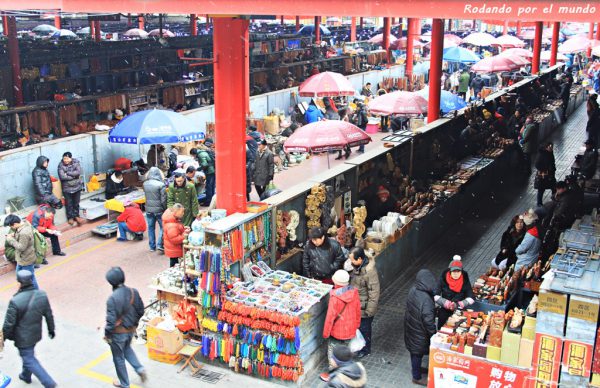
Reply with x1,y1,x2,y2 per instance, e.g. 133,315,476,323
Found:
413,61,430,75
443,47,481,63
109,109,205,144
417,87,467,113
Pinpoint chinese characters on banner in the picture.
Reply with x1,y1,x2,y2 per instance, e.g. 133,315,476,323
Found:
530,333,563,387
562,340,593,378
427,348,531,388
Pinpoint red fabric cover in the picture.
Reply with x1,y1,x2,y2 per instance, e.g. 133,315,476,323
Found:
114,157,132,171
528,226,539,238
162,208,185,258
445,271,464,294
116,203,147,233
323,285,362,340
26,205,55,233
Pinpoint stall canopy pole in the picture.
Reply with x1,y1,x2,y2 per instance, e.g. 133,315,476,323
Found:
295,16,300,32
138,14,144,30
350,17,357,42
532,21,543,74
503,20,508,34
588,22,594,58
7,16,23,106
213,17,249,214
406,18,419,77
359,17,363,29
516,21,522,36
427,18,444,124
550,22,560,66
94,21,101,42
159,13,163,37
383,17,391,66
315,16,321,44
54,15,61,29
127,13,132,27
2,14,8,35
191,14,197,36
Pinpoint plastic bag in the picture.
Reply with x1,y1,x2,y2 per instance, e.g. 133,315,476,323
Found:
172,299,198,332
349,329,366,353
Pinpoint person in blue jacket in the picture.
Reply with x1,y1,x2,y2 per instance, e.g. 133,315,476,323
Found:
305,100,324,124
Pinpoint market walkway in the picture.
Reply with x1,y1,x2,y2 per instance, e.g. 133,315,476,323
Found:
302,101,590,387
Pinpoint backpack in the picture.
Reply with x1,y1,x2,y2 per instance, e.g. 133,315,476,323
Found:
32,228,48,264
3,240,15,263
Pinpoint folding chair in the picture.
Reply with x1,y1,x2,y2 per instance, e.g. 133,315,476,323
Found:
177,344,203,374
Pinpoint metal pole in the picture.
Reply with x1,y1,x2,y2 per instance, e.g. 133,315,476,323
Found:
383,17,391,65
350,17,356,42
54,15,61,29
550,22,560,66
159,14,163,38
427,18,444,124
7,16,23,106
532,22,543,74
295,16,300,32
191,14,197,36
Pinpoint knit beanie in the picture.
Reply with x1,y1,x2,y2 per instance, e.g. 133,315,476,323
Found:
449,255,463,271
332,345,354,367
332,270,350,286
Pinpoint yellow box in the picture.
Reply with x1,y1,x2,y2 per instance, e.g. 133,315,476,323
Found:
464,345,473,356
522,316,537,341
148,347,182,364
487,345,501,361
146,317,184,355
518,338,534,368
501,329,521,366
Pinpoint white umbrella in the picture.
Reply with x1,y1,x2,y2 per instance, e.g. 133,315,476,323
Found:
52,29,78,39
462,32,496,46
148,29,175,37
124,28,149,38
540,50,569,62
32,24,59,34
76,26,102,35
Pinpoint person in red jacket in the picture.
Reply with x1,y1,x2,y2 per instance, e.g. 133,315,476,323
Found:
116,202,147,242
321,269,362,382
27,204,65,260
162,204,189,267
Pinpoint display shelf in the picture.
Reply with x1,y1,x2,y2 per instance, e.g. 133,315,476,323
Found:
244,242,265,257
149,285,185,297
205,209,271,235
184,269,202,277
278,247,303,264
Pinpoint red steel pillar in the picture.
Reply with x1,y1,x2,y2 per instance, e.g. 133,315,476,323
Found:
190,14,197,36
138,14,144,30
7,16,23,106
596,23,600,40
427,19,444,124
2,14,8,35
89,19,95,37
383,17,391,65
127,13,132,27
94,21,101,42
315,16,321,43
550,22,560,66
503,20,508,35
295,16,300,32
532,22,543,74
406,18,419,77
54,15,61,29
350,17,356,42
359,17,363,29
280,15,284,25
213,17,249,214
588,22,594,58
516,21,522,36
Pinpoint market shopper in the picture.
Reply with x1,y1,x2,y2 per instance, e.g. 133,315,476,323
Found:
104,267,147,388
514,210,542,270
346,247,380,358
519,115,537,173
143,167,167,252
147,144,169,176
192,139,216,207
185,166,206,202
32,156,62,209
580,139,598,179
58,152,84,226
586,95,600,145
326,345,367,388
436,256,474,329
361,83,373,97
3,215,39,289
534,142,556,207
2,270,56,388
305,99,325,124
458,69,470,99
492,215,526,271
352,103,368,153
404,269,438,386
162,204,188,267
302,227,346,282
253,140,275,199
167,171,199,227
551,181,581,231
116,202,147,242
321,270,362,382
27,204,65,257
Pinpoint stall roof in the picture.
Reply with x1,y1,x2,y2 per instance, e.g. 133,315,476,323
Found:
2,1,599,23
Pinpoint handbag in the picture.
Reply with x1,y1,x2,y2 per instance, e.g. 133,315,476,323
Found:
349,329,366,353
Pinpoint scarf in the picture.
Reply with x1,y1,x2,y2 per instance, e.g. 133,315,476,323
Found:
445,271,464,294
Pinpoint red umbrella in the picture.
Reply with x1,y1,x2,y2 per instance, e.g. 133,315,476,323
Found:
519,28,555,40
283,120,372,153
123,28,149,38
559,36,600,54
444,34,463,45
298,71,356,97
368,33,398,45
499,48,533,58
501,54,530,67
491,34,526,48
390,37,425,50
471,56,521,73
368,91,428,116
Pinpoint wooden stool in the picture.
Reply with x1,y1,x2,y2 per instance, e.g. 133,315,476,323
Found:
177,344,203,374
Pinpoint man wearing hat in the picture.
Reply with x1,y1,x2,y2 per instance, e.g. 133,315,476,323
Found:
321,270,361,382
327,345,367,387
2,270,56,387
104,267,147,388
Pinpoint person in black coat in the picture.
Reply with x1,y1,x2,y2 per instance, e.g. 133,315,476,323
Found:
404,269,438,386
105,267,147,388
2,270,56,387
534,142,557,206
580,140,599,179
586,95,600,146
106,171,127,200
302,227,346,282
492,215,526,270
32,155,62,209
436,256,475,329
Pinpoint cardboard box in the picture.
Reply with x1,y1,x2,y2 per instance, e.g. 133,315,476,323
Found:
501,329,521,366
518,338,534,368
522,316,537,341
147,347,181,364
487,345,501,361
146,317,184,355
